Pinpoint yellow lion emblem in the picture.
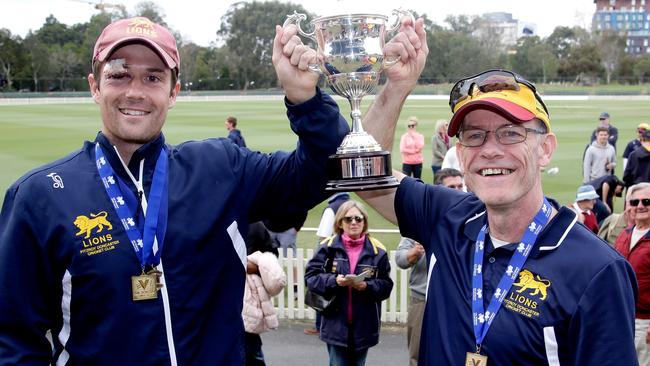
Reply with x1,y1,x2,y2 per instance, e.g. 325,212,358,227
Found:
512,269,551,300
74,211,113,239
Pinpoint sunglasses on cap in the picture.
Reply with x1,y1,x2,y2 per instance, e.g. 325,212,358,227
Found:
448,69,549,116
629,198,650,207
343,215,364,223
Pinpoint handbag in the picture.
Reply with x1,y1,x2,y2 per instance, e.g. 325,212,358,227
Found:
304,289,337,313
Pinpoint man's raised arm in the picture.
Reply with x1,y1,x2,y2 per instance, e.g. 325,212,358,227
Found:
357,17,428,224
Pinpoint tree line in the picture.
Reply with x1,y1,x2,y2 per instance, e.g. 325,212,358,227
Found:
2,0,650,93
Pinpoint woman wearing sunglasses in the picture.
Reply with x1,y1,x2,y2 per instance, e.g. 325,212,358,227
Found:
399,116,425,179
305,200,393,366
615,182,650,363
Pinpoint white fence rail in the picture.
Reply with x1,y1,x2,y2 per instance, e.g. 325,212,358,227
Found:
274,248,410,324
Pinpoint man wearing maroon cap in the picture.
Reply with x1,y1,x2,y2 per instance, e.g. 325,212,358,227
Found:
0,16,357,365
359,69,637,364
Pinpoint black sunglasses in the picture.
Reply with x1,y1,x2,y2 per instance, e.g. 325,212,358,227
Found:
343,215,364,223
448,69,549,117
408,124,416,128
629,198,650,207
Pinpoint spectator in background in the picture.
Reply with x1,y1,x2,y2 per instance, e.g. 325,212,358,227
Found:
305,200,393,366
583,126,616,183
268,211,306,257
586,174,625,214
400,116,425,178
441,144,461,172
624,129,650,189
433,168,464,191
226,115,247,148
615,182,650,364
623,123,650,172
590,111,618,151
305,192,350,335
599,185,636,246
242,222,283,366
430,119,450,176
396,168,464,366
569,185,600,234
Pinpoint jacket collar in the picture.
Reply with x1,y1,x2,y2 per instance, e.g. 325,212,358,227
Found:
463,198,575,258
94,132,166,193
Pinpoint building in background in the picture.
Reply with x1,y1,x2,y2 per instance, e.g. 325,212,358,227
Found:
593,0,650,55
476,12,537,51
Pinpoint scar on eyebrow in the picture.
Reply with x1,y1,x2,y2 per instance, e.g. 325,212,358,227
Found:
102,59,127,77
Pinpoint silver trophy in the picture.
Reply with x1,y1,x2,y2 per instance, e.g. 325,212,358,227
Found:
284,10,412,191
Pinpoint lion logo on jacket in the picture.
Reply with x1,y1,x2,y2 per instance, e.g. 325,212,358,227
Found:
74,211,113,239
512,269,551,300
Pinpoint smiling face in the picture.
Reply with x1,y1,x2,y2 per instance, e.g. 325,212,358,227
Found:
456,109,556,210
88,43,180,153
631,187,650,228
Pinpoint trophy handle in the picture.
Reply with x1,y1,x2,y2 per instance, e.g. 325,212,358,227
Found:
283,12,322,74
383,9,415,68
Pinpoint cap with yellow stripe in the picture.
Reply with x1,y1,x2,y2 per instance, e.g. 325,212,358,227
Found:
447,83,551,137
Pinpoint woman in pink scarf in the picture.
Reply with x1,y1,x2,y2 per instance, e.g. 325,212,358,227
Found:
305,200,393,366
399,116,425,179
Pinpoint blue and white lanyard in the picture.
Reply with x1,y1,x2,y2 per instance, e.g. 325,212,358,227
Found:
95,143,169,269
471,198,552,351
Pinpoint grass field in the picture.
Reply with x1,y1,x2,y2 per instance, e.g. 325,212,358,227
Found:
2,96,650,250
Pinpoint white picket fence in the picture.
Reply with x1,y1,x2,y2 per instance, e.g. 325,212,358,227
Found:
274,248,410,324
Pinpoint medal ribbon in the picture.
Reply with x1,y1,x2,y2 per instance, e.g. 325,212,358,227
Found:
95,143,169,268
471,198,552,350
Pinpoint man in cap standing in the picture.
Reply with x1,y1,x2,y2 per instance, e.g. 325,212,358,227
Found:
0,17,351,364
359,68,638,364
623,123,650,172
591,111,619,150
625,129,650,189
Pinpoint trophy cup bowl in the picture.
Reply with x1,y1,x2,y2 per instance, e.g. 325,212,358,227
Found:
284,10,412,191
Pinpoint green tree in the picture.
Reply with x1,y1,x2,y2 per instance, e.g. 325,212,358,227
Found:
134,1,167,26
633,55,650,83
545,26,590,60
217,1,312,90
48,43,82,90
510,36,558,83
596,30,626,84
23,32,50,91
0,29,26,91
558,42,604,83
615,55,637,83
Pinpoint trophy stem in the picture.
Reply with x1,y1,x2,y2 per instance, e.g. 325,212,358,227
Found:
349,96,365,134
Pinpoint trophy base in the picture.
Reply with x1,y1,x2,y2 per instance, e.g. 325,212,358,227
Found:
326,151,400,192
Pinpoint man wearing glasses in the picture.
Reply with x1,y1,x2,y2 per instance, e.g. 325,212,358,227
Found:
360,68,637,364
616,182,650,364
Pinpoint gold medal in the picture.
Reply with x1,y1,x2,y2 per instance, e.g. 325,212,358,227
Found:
131,272,158,301
465,352,488,366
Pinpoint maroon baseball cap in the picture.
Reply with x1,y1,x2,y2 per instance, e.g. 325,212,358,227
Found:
93,17,180,72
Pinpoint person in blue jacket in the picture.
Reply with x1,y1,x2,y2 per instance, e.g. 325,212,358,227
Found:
359,72,639,364
305,200,393,366
0,16,352,365
225,116,247,148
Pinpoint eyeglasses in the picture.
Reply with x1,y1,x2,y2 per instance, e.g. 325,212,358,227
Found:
343,215,364,224
629,198,650,207
458,124,546,147
449,69,549,116
408,124,416,128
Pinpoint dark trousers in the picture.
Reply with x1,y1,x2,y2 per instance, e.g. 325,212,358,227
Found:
402,163,422,179
245,332,266,366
